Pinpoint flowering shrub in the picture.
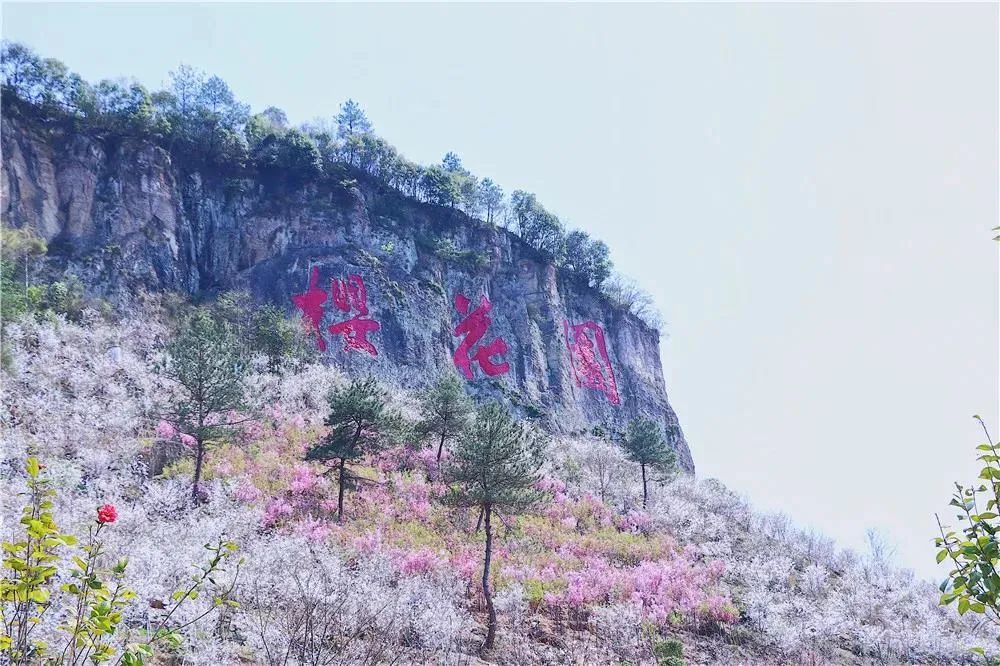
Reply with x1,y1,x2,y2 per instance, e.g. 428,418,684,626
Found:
0,458,240,665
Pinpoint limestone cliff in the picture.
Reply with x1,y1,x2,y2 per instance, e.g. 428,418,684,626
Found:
1,114,693,472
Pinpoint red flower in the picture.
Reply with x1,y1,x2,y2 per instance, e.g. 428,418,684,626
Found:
96,504,118,524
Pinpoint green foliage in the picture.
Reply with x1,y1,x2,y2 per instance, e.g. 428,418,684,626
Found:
623,419,677,472
307,377,396,521
160,308,248,499
477,178,504,225
417,374,474,463
213,291,307,371
35,277,87,322
252,128,322,184
652,638,685,666
445,401,547,651
431,238,490,271
621,419,677,508
0,225,47,324
510,190,566,261
308,377,391,464
563,230,612,289
936,417,1000,639
0,458,240,663
421,165,461,207
445,401,547,516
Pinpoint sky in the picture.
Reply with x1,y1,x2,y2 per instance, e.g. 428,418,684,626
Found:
3,2,997,579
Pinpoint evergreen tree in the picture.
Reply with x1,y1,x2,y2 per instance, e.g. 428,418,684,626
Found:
306,377,391,522
477,178,504,225
620,418,677,508
445,402,546,651
335,99,372,164
417,374,474,464
160,309,248,501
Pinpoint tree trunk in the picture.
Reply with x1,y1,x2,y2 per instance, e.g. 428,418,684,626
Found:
475,506,484,533
436,432,446,463
192,437,205,501
641,462,648,509
482,503,497,651
337,457,347,523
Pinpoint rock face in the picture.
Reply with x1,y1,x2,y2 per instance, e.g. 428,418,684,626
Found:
1,115,694,472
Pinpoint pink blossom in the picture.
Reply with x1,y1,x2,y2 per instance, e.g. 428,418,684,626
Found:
155,420,177,439
179,433,197,449
233,479,262,503
351,532,382,555
451,550,479,580
295,517,333,543
617,509,654,534
263,498,295,527
395,548,443,575
289,464,319,494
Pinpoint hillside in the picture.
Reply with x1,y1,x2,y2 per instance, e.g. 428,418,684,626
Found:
0,314,990,665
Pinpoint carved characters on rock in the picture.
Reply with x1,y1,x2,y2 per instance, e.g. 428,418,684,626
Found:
291,266,329,352
451,293,510,379
291,266,381,356
564,320,620,405
292,268,621,407
328,274,381,356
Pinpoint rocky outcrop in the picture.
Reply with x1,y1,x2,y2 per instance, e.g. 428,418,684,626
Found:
1,115,693,472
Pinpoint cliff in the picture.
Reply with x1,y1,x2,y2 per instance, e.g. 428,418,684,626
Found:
0,114,693,471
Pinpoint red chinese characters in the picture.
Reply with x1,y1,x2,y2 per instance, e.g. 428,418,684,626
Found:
291,266,381,357
291,267,329,352
564,320,620,405
452,293,510,379
328,274,380,356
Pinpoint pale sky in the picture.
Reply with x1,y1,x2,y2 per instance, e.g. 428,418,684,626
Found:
3,2,997,579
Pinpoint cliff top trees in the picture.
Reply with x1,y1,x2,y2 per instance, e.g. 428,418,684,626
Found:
510,190,566,262
1,40,658,329
478,178,504,225
417,374,474,464
160,309,248,500
563,230,612,289
621,418,677,508
445,402,546,651
307,377,394,522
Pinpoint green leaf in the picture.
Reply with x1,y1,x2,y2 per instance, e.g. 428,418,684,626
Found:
937,550,949,564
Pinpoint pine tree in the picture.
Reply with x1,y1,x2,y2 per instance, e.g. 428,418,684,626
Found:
335,99,372,164
621,418,677,509
417,374,474,464
160,309,248,501
306,377,390,522
445,402,545,651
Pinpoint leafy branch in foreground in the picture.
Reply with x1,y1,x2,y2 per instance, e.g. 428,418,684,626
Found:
936,416,1000,658
0,457,241,665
